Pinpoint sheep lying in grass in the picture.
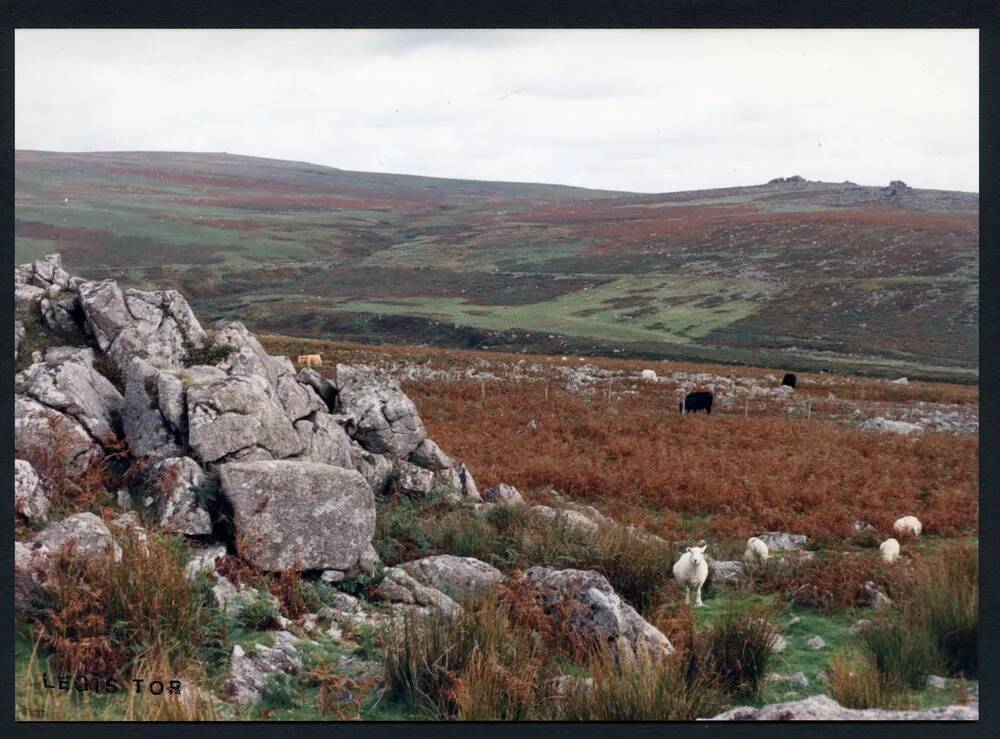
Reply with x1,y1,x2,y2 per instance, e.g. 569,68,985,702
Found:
892,515,923,537
879,538,901,563
673,544,709,607
744,536,769,563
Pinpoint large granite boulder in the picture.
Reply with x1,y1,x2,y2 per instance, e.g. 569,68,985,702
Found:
16,357,123,445
482,483,525,506
531,505,600,534
294,412,354,468
398,555,504,602
14,459,50,521
213,322,326,423
31,512,122,562
523,567,674,659
188,374,304,464
77,279,206,367
334,364,427,457
122,358,188,461
21,253,72,291
756,532,809,552
373,567,462,618
219,460,375,572
708,694,977,721
147,456,213,536
15,395,103,473
409,438,454,471
297,367,337,411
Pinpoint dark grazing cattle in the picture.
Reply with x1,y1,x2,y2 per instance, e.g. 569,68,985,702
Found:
782,373,797,388
680,391,713,414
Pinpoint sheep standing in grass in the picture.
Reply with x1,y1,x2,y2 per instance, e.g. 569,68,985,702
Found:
893,515,923,537
744,536,769,563
879,538,901,563
640,369,658,382
673,544,709,607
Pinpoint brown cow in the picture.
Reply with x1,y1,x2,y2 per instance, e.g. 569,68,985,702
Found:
296,354,322,367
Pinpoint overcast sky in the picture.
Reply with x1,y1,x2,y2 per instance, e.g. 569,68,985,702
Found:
16,29,979,193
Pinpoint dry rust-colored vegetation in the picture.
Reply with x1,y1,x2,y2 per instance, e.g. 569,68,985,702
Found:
401,379,977,543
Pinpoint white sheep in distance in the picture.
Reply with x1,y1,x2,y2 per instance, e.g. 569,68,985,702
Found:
743,536,769,563
640,369,658,382
673,544,709,607
892,515,923,538
879,538,901,563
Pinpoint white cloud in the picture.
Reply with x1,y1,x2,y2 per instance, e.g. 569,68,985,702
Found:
15,29,978,192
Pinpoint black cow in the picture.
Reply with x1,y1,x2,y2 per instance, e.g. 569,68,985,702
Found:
782,373,797,388
680,391,713,414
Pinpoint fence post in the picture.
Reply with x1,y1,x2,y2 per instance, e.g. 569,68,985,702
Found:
481,380,485,399
807,400,812,420
745,395,749,418
545,382,549,401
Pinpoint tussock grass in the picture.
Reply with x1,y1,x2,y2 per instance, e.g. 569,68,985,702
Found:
381,578,727,721
826,650,891,709
35,530,210,676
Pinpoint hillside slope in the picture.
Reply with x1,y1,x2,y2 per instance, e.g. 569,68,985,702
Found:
15,151,979,380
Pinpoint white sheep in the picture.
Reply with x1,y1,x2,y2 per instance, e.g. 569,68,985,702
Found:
892,515,923,537
673,544,709,607
640,369,658,382
743,536,769,563
879,538,901,563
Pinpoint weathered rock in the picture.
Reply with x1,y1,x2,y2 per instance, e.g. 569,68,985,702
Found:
148,456,213,536
219,460,374,572
756,532,809,551
373,566,462,618
16,283,49,312
295,413,353,468
395,461,435,496
927,675,948,690
185,544,228,580
213,322,325,422
43,345,96,367
23,253,72,290
32,512,122,562
708,560,745,585
861,581,892,609
523,567,674,659
334,364,427,457
17,358,123,445
77,280,207,367
531,505,600,534
188,374,303,463
14,459,50,521
123,358,185,461
14,319,24,361
481,483,525,506
349,442,395,495
766,671,809,689
211,575,282,619
40,293,81,334
708,694,977,721
432,463,481,501
807,635,827,650
858,417,923,435
228,632,303,705
399,555,504,602
297,367,337,411
408,438,453,471
15,394,103,473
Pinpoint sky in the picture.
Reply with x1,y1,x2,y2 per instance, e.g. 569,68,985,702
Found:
15,29,979,193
